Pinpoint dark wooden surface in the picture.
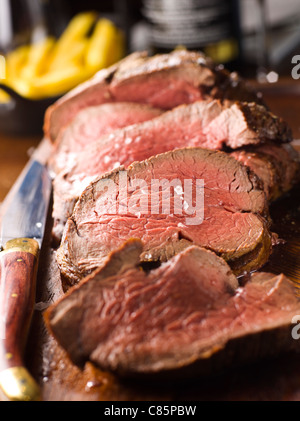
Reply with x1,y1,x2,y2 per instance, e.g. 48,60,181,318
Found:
0,78,300,401
0,135,40,203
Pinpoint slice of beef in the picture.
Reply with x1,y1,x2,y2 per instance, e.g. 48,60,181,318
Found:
46,242,240,368
51,99,291,242
56,99,291,175
44,50,263,142
231,144,300,202
234,143,300,201
231,149,278,201
254,143,300,195
56,148,272,285
46,241,300,378
50,102,163,174
44,51,148,142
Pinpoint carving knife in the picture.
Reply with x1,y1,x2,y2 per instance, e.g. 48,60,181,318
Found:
0,154,52,401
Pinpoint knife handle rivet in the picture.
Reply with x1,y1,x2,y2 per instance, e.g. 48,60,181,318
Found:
11,294,18,298
17,259,23,263
5,353,13,360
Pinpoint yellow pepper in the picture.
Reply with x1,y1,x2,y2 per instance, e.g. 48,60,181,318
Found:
0,11,125,102
21,37,55,80
85,18,122,71
48,39,89,71
6,45,30,81
15,65,93,99
49,12,97,68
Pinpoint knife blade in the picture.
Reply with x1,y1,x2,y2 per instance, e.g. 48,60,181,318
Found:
0,157,52,401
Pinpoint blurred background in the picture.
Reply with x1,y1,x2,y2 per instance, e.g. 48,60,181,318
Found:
51,0,300,76
66,0,300,76
0,0,299,136
1,1,300,74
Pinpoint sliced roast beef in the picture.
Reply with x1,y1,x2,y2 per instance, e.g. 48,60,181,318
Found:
44,49,263,142
231,149,278,201
56,148,272,284
53,99,291,175
254,143,300,195
231,144,300,202
46,241,300,378
51,99,291,242
44,51,148,142
50,102,163,174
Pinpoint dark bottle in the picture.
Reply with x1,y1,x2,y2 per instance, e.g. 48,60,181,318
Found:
142,0,243,70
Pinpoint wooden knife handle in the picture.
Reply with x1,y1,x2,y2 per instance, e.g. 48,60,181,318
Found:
0,239,41,401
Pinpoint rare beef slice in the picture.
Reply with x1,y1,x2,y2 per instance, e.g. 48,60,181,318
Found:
46,241,300,378
231,143,300,202
56,148,272,284
44,50,263,142
51,102,163,174
51,99,292,242
52,99,291,175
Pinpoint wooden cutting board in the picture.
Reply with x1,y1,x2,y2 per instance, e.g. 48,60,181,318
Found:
25,172,300,402
4,82,300,401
